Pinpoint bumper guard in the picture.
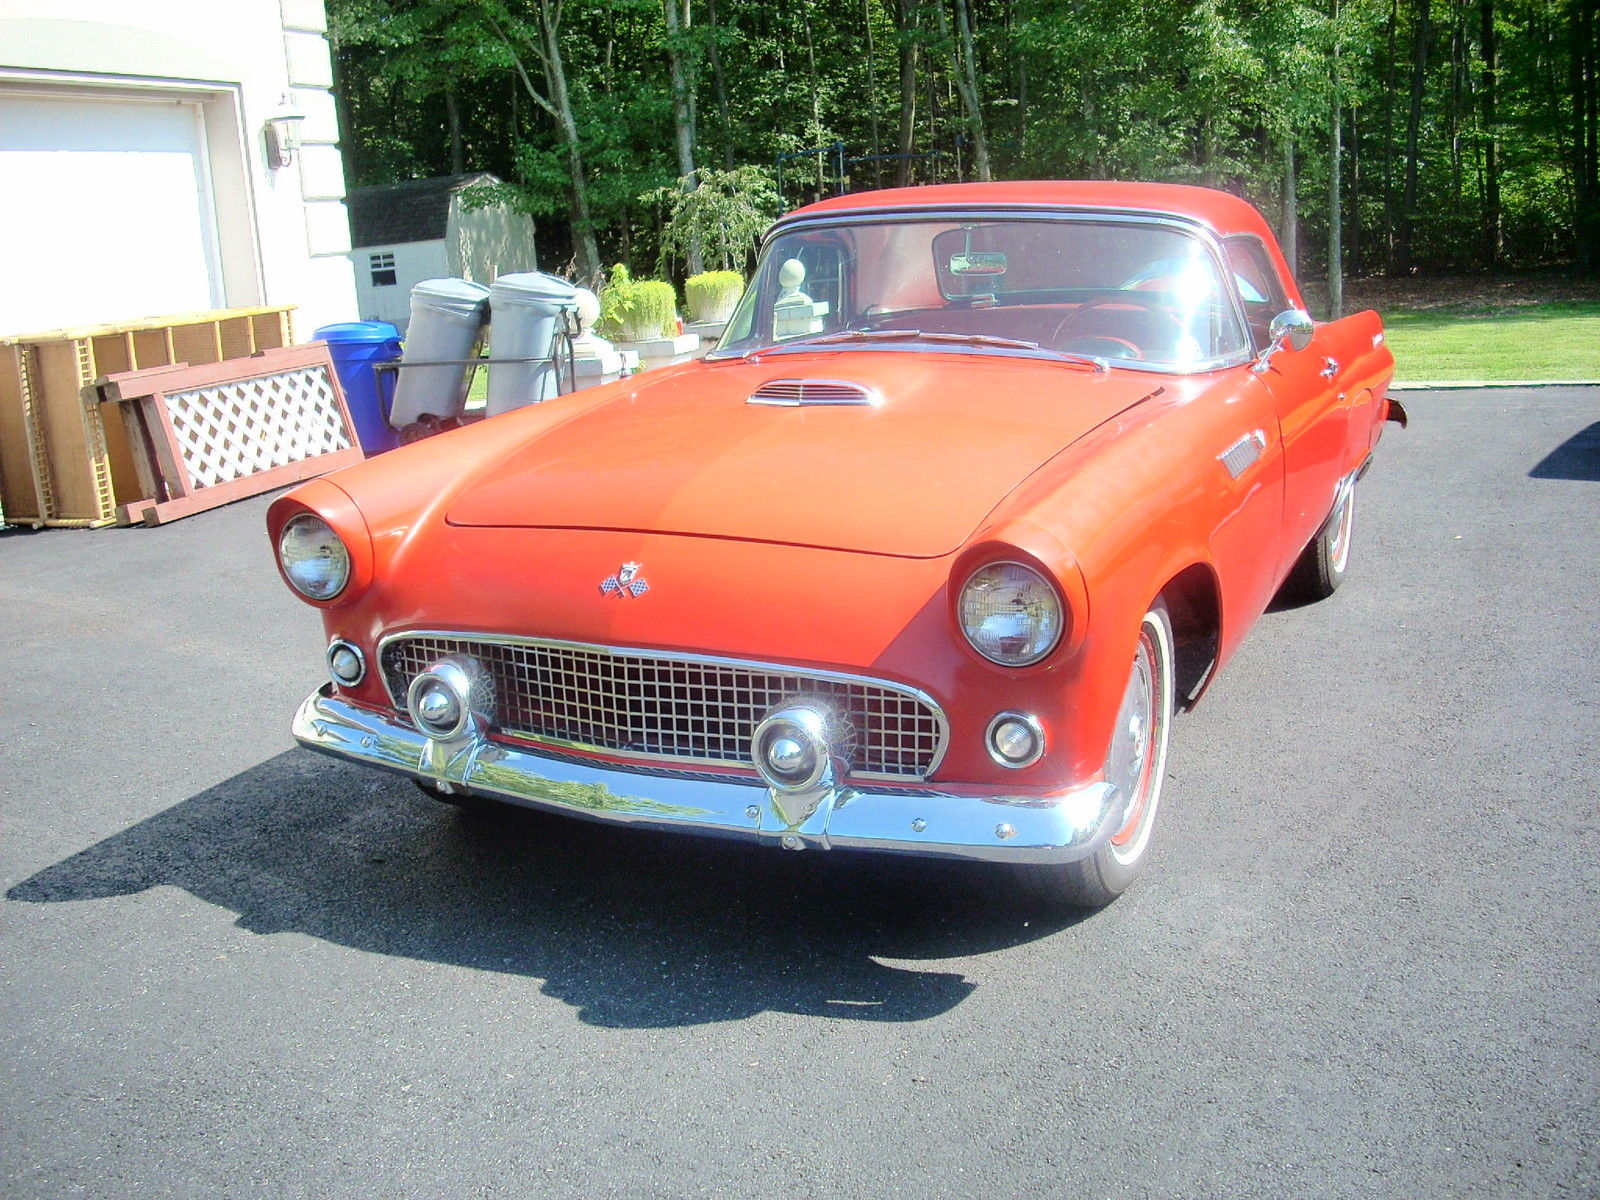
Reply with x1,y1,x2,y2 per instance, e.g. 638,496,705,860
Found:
293,686,1126,864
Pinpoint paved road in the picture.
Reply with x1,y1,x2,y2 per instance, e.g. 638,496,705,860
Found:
2,387,1596,1199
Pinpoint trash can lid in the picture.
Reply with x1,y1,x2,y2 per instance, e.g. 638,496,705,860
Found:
314,321,401,343
410,278,491,319
489,272,579,308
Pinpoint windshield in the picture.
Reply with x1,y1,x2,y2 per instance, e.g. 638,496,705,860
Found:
713,214,1251,369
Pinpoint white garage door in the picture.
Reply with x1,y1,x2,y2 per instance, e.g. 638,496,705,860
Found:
0,93,225,336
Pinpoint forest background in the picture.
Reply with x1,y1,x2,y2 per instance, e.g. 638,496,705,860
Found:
329,0,1600,318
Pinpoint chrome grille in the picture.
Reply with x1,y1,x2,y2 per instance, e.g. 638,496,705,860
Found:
380,634,945,780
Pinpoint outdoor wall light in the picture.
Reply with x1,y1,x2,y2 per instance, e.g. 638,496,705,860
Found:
264,96,306,169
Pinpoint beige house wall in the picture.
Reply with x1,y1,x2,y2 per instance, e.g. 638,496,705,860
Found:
0,0,357,338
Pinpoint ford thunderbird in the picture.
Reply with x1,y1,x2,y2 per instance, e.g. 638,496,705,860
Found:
270,181,1400,907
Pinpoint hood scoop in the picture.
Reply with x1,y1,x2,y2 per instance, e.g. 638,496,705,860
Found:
748,378,879,407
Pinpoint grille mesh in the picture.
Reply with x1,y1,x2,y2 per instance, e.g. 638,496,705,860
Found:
380,635,944,780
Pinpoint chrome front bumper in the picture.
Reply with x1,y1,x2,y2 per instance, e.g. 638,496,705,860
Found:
292,686,1127,864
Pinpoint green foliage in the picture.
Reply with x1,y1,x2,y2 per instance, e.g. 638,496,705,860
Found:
641,166,780,275
684,271,745,322
328,0,1599,279
599,264,678,341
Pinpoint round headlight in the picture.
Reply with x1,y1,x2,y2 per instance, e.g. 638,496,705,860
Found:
958,561,1064,666
278,514,350,600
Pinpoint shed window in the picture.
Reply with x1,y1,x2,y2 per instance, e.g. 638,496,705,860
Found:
369,253,397,287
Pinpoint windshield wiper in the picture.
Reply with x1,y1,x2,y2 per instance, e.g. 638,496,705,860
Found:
748,327,1108,371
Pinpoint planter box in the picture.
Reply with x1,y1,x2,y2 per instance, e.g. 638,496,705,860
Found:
615,333,700,371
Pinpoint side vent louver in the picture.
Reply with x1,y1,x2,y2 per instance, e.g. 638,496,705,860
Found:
749,379,878,407
1219,430,1267,480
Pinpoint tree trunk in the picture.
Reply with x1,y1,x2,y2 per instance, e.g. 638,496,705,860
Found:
538,6,600,286
1349,106,1361,277
1396,0,1431,274
1572,0,1600,272
662,0,703,273
1380,0,1399,272
704,0,735,170
940,0,991,180
801,5,825,194
1330,83,1344,318
894,0,921,186
445,88,464,175
865,0,882,186
1282,140,1299,279
1480,0,1501,263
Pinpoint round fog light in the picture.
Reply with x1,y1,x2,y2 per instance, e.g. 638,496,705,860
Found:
327,640,365,686
763,734,815,782
987,712,1045,768
405,656,494,742
752,703,841,793
415,683,461,732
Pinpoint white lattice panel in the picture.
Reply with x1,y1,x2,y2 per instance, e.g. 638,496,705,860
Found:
163,366,353,489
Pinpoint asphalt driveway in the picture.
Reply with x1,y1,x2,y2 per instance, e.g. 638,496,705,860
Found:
2,386,1596,1199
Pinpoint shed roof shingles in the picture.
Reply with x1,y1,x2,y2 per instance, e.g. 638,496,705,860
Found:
347,172,500,248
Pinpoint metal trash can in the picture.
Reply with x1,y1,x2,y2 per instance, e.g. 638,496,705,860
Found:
389,279,490,428
485,272,579,416
313,321,403,455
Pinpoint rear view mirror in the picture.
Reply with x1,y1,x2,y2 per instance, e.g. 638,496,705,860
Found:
949,252,1008,277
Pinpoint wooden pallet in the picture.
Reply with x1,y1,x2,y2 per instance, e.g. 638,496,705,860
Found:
89,343,363,527
0,306,295,528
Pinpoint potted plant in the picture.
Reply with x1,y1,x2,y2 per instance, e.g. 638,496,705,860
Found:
599,264,678,342
684,271,745,325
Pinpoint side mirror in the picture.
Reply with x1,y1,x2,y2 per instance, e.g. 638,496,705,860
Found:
1269,309,1316,352
1253,308,1316,373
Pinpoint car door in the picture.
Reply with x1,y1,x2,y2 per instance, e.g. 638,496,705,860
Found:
1224,236,1356,574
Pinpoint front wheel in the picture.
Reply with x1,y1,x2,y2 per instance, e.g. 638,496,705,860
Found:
1017,599,1175,909
412,778,499,815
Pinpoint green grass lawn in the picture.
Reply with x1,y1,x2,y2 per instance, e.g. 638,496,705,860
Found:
1382,301,1600,382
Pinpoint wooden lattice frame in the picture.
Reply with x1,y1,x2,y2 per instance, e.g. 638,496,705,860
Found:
89,344,364,526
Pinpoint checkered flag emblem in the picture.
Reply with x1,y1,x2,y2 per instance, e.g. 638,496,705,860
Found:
599,562,650,597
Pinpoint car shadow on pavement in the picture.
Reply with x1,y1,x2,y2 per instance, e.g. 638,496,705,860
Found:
1529,421,1600,481
8,749,1084,1027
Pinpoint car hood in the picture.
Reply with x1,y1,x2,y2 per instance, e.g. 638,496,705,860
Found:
446,352,1165,558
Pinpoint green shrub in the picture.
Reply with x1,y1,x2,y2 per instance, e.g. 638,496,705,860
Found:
684,271,745,322
641,166,780,275
599,264,678,341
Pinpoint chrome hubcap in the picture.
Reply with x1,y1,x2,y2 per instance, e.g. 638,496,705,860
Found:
1104,617,1169,867
1329,486,1355,573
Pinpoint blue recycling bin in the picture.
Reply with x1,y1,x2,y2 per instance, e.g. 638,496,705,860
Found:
315,321,403,455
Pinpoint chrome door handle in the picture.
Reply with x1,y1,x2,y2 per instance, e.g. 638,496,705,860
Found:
1320,357,1340,379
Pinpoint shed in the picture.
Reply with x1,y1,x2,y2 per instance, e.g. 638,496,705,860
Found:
347,173,538,330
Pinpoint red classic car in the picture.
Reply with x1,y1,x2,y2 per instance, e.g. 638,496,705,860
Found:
270,181,1400,907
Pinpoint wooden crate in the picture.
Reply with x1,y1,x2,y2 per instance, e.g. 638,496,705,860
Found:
0,306,295,528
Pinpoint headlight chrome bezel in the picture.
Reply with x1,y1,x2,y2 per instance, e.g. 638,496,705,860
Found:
278,513,352,601
957,559,1066,667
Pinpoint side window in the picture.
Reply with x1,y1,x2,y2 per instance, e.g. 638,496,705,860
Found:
369,252,397,288
1223,237,1288,350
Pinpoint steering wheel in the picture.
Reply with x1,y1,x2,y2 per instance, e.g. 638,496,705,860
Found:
1058,334,1142,360
1048,294,1186,356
